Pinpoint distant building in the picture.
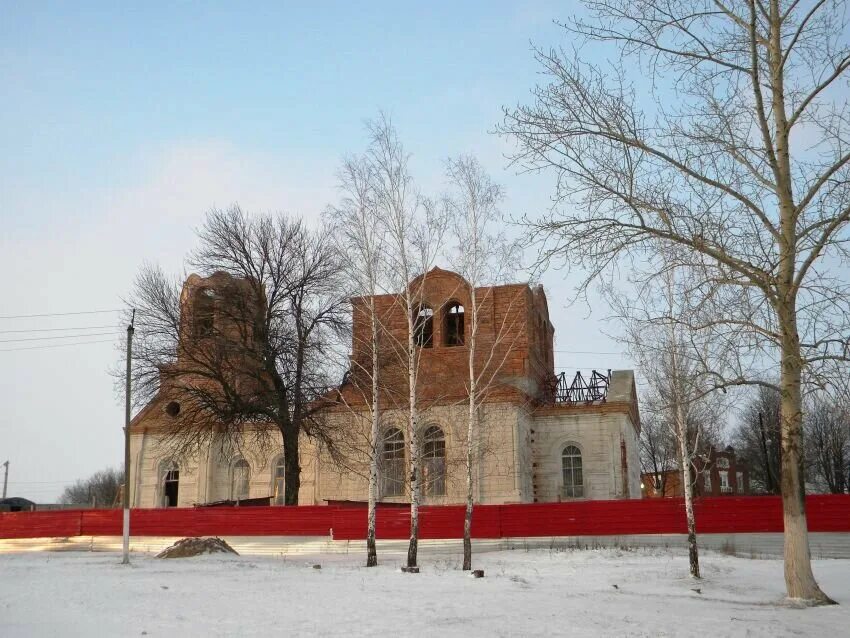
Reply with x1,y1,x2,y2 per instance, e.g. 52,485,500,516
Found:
0,497,36,512
129,268,642,507
641,446,751,498
697,446,751,496
641,470,682,498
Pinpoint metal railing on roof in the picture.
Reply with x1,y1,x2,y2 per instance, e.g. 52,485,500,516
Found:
549,370,611,405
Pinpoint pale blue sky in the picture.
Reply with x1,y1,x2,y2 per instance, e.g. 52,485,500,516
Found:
0,2,635,501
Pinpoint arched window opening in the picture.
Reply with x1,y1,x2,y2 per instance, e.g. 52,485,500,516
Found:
193,287,216,337
160,460,179,508
561,445,583,498
381,428,405,497
231,459,250,502
413,306,433,348
444,303,464,346
422,425,446,496
272,457,285,505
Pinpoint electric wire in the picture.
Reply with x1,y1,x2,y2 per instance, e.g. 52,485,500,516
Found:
0,309,124,320
0,324,121,334
0,331,122,344
553,349,622,355
0,338,116,353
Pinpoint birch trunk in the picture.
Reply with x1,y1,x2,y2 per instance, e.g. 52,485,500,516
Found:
668,301,699,579
675,413,700,579
406,297,420,569
463,286,478,571
366,295,380,567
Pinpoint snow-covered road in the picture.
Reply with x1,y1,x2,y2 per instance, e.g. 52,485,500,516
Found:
1,547,847,636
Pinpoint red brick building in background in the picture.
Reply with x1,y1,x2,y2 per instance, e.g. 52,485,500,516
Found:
641,446,751,498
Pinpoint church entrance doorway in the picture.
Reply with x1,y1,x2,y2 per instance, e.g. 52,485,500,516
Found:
162,464,179,507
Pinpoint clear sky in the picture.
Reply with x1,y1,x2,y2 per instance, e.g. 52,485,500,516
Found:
0,1,634,502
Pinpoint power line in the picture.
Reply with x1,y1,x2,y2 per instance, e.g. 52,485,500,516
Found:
553,349,623,355
0,331,121,344
0,324,121,334
0,338,116,353
9,479,80,485
0,309,124,320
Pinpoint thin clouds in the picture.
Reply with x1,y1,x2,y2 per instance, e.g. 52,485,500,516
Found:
0,140,337,499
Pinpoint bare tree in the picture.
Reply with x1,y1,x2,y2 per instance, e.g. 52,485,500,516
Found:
732,386,783,494
367,115,448,569
444,156,522,571
638,414,678,496
805,388,850,493
501,0,850,603
617,265,724,578
326,152,387,566
127,207,346,505
60,467,123,508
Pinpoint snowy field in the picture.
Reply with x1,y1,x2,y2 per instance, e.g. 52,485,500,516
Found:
1,547,848,637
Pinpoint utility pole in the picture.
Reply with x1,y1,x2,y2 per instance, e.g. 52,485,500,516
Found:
2,460,8,499
122,310,135,565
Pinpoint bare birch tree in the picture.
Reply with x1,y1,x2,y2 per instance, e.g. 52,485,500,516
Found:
326,153,387,566
501,0,850,603
617,264,723,578
367,115,448,569
444,156,521,571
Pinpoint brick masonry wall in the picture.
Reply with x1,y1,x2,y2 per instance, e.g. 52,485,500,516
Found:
344,268,555,407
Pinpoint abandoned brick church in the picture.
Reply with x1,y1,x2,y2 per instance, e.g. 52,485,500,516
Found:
128,268,641,507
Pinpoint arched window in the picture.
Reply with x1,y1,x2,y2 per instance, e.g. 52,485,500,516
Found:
413,306,433,348
381,428,405,497
231,459,250,501
271,456,285,505
194,288,215,337
422,425,446,496
561,445,583,498
160,460,179,508
444,302,464,346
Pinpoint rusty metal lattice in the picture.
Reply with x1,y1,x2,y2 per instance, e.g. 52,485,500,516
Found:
553,369,611,404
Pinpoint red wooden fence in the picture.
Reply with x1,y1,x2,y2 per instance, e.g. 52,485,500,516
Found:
1,496,848,541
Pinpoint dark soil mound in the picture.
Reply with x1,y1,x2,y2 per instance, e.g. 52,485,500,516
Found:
155,537,239,559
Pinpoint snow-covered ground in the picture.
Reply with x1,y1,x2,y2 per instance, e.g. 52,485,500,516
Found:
1,547,848,636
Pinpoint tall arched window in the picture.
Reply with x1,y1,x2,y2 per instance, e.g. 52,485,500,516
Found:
231,459,250,501
381,428,405,497
160,460,179,508
271,456,285,505
561,445,584,498
413,306,433,348
422,425,446,496
444,302,464,346
194,288,216,337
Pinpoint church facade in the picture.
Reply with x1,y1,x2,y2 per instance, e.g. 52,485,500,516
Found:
128,269,641,508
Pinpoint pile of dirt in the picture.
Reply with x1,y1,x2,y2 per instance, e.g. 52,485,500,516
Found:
155,537,239,559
